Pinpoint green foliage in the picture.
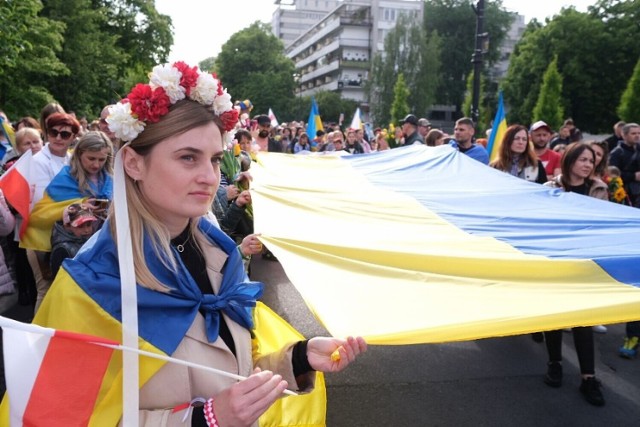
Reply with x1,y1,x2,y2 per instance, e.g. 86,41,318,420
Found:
424,0,514,109
367,12,441,127
390,74,410,125
0,0,172,120
314,91,358,125
0,0,67,118
503,3,640,132
532,57,564,131
216,22,296,121
618,58,640,122
199,57,216,73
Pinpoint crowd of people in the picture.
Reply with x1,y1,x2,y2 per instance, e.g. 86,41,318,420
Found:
0,59,638,420
0,62,367,426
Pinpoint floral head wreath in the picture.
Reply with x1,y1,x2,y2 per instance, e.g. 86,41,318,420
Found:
106,61,238,143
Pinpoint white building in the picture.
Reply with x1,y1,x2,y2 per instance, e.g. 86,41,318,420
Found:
277,0,423,107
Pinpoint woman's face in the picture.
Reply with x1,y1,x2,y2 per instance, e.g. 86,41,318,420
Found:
47,125,76,157
570,149,595,182
17,133,43,155
435,136,447,146
80,148,110,179
128,122,223,235
591,144,604,168
510,130,528,154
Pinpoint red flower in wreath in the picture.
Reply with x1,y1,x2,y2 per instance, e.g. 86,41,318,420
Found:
127,84,171,123
220,109,239,132
173,61,199,96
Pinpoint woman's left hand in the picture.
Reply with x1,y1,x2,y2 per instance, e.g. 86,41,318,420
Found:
306,336,367,373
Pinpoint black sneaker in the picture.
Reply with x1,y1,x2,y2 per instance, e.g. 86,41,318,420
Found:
544,361,563,388
580,377,605,406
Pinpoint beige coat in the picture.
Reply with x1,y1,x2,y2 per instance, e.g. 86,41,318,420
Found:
120,232,315,426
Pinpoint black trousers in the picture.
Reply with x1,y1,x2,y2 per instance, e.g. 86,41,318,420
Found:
544,327,595,375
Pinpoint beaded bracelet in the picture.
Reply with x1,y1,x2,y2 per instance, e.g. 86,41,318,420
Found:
203,398,219,427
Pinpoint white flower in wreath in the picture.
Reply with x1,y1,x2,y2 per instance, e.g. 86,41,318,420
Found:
213,89,232,116
149,64,185,103
190,73,218,105
106,102,145,142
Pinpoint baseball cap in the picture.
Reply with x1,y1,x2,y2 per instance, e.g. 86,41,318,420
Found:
530,121,552,133
418,118,431,127
254,114,271,126
63,203,97,227
400,114,419,126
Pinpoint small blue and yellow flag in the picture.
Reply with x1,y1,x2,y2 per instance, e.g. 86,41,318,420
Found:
486,91,507,162
306,97,323,139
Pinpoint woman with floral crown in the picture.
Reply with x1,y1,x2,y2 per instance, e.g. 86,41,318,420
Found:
11,62,366,426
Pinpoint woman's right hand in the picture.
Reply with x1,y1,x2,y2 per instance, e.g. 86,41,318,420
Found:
212,368,288,427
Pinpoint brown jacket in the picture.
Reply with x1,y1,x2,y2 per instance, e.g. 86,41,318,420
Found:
122,232,315,426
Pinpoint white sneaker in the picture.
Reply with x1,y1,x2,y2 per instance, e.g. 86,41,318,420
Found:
593,325,607,334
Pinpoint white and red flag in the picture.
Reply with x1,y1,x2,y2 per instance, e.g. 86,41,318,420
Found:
0,150,34,237
268,108,279,127
0,316,116,426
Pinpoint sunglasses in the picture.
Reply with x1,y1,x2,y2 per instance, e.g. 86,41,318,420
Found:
48,129,74,140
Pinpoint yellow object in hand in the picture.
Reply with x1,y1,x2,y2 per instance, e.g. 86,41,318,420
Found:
330,348,341,362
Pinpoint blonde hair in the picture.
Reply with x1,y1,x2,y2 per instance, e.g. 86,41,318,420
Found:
111,99,224,292
70,131,114,196
15,127,42,154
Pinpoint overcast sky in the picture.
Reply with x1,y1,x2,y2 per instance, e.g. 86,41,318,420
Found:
154,0,598,66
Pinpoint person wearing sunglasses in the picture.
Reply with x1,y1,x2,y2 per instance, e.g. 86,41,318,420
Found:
25,112,79,315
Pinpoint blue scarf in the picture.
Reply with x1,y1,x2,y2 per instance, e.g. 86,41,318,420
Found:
65,216,264,355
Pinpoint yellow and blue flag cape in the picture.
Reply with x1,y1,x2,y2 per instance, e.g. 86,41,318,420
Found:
251,144,640,345
4,217,325,426
20,166,113,251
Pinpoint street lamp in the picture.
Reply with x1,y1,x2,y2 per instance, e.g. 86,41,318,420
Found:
471,0,487,125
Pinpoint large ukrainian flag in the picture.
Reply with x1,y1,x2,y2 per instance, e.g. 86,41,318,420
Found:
250,144,640,345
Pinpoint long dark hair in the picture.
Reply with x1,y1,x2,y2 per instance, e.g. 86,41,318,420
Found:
589,140,609,178
560,142,595,190
490,124,537,171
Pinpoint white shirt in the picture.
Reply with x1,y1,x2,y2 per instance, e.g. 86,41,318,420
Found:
30,143,70,210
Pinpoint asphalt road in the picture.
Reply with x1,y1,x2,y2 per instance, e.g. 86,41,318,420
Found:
252,255,640,427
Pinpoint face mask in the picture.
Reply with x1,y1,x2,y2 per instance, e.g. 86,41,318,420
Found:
258,130,270,138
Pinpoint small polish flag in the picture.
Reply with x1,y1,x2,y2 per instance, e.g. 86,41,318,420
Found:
268,108,279,127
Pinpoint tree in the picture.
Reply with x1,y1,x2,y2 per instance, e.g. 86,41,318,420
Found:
199,57,216,73
532,57,564,131
390,74,410,126
216,22,296,121
37,0,173,118
314,91,358,125
367,12,441,127
618,58,640,123
503,4,640,132
0,0,66,118
424,0,513,110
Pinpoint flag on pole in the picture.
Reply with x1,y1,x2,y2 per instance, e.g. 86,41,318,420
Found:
349,107,363,130
486,91,507,162
0,150,33,237
0,316,116,427
268,108,279,127
306,97,323,140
